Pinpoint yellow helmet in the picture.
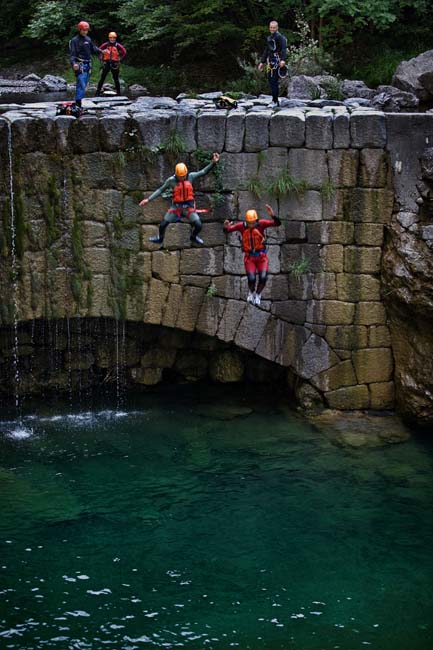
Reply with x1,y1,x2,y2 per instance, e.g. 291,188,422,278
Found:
245,209,258,223
175,162,188,177
108,31,117,38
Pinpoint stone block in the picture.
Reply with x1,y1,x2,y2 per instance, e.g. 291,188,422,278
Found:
217,299,246,342
83,248,111,275
369,381,395,409
197,111,226,151
322,188,348,221
280,190,322,221
255,318,303,366
152,250,180,283
368,325,391,347
295,333,339,379
307,221,354,244
131,366,163,385
352,347,393,383
135,111,176,150
175,111,197,152
325,385,370,409
220,152,259,190
350,112,386,148
82,222,107,248
261,274,289,301
359,149,389,187
164,223,193,250
320,245,344,272
180,275,211,288
336,274,381,301
288,149,329,189
288,274,314,300
224,245,244,274
306,300,355,325
325,325,368,349
267,245,280,273
333,112,350,148
312,273,337,300
311,359,357,392
346,189,394,224
271,300,306,324
174,349,208,380
270,110,305,147
140,225,160,251
234,304,270,351
209,349,244,382
225,111,245,152
211,275,241,299
355,302,387,326
54,116,73,153
344,246,382,273
305,112,333,148
259,147,289,184
196,296,227,337
176,285,205,331
281,243,322,273
201,222,225,247
141,346,177,368
245,111,270,151
354,223,384,246
144,278,169,324
99,115,128,152
180,247,223,275
70,116,100,153
283,220,306,242
327,149,359,187
162,283,183,327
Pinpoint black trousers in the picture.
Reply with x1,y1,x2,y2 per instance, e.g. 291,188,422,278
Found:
97,62,120,94
267,68,279,102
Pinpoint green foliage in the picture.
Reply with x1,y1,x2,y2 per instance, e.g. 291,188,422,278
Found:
310,86,322,100
44,176,61,244
247,177,264,198
206,284,217,297
320,77,343,100
268,172,309,199
288,256,311,278
226,57,269,96
320,179,336,201
159,129,187,161
286,11,333,76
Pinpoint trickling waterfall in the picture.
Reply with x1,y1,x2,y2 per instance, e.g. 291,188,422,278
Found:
6,121,20,410
115,318,120,409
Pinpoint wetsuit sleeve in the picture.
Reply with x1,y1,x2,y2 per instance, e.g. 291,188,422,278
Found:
99,42,109,50
117,43,127,60
147,177,174,202
90,39,102,56
260,44,269,64
189,160,215,181
259,217,281,229
278,34,287,60
224,222,244,233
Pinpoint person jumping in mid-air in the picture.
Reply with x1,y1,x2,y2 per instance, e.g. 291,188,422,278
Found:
223,204,281,306
69,21,102,109
258,20,287,107
96,32,127,96
139,152,220,245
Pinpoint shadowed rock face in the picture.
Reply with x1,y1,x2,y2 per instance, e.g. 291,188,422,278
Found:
0,101,407,413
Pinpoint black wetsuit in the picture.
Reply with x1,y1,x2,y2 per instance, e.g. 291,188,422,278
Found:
260,32,287,103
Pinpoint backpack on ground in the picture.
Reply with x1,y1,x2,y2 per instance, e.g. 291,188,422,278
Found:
56,102,83,118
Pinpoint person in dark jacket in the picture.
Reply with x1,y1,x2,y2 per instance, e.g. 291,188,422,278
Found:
258,21,287,107
96,32,127,96
69,21,102,108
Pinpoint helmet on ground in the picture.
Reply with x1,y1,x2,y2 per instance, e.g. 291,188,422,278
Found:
78,21,90,31
108,31,117,38
245,209,258,223
175,163,188,177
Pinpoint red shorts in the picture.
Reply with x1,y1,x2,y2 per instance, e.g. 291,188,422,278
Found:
244,252,269,275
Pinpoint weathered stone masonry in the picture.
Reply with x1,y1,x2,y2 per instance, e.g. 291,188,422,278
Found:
0,101,412,410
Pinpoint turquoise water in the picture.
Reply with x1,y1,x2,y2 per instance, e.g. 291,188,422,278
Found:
0,385,432,649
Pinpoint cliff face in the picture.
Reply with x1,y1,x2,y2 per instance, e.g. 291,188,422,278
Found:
1,98,430,417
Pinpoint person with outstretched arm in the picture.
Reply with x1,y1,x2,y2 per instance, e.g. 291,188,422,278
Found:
69,20,102,108
140,152,220,246
223,204,281,306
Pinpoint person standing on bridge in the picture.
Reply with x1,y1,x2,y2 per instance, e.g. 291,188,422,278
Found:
223,204,281,306
258,20,288,107
139,153,220,246
69,21,102,109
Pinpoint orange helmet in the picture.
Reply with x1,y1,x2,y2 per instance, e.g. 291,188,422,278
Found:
108,31,117,38
245,209,258,223
175,163,188,177
77,21,90,31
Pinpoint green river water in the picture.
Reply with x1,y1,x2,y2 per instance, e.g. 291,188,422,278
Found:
0,384,432,649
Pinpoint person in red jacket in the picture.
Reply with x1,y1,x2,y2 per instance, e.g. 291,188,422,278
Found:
96,32,127,96
223,204,281,306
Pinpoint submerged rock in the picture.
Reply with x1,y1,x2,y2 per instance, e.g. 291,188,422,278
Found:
309,410,411,447
193,403,253,420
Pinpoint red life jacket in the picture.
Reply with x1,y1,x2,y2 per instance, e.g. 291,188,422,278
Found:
102,44,121,62
173,180,194,203
242,226,266,254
